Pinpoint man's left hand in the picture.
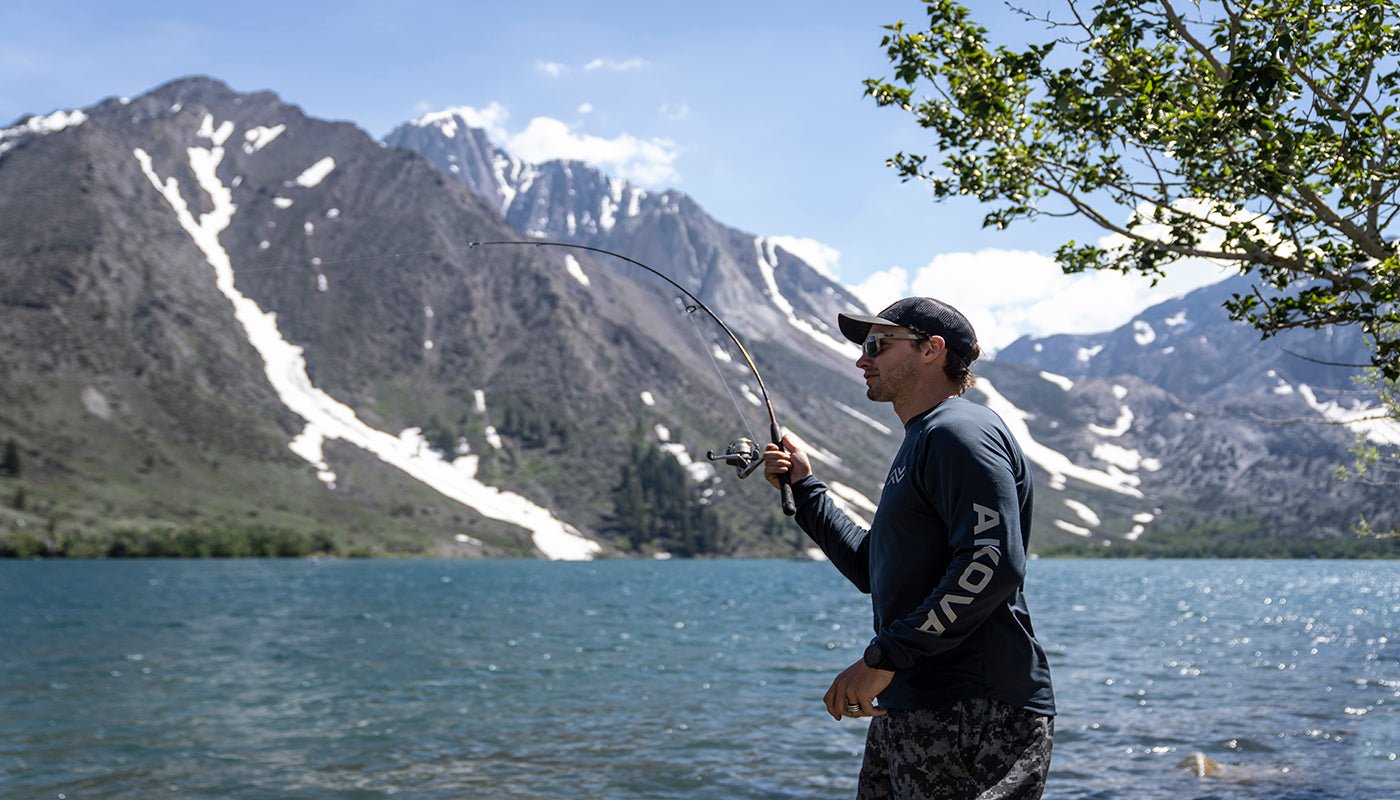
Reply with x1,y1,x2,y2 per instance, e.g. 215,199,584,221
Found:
824,660,894,720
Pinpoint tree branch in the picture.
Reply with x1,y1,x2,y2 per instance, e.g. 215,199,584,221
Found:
1159,0,1228,81
1292,184,1393,263
1276,346,1370,369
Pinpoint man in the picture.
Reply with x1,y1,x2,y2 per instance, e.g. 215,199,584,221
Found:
763,297,1055,799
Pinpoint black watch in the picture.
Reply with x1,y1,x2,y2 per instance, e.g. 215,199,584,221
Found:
863,641,895,671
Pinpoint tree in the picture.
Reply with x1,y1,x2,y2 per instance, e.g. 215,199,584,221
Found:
1335,356,1400,530
0,439,19,477
864,0,1400,381
611,440,731,556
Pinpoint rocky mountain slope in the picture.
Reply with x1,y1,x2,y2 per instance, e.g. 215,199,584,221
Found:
388,108,1398,552
0,77,891,559
0,77,1393,559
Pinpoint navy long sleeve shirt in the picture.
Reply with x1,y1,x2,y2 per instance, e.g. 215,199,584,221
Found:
793,397,1055,716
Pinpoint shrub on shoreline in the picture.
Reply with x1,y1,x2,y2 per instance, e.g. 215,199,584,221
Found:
0,525,338,558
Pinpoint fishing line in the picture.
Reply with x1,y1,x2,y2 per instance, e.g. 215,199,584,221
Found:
468,239,797,516
683,302,758,446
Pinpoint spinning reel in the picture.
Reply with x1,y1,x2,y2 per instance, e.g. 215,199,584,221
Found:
706,437,765,479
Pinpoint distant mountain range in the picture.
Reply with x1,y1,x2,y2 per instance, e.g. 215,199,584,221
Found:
0,76,1394,559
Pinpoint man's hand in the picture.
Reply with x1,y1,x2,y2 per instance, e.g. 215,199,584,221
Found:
763,434,812,488
823,659,894,721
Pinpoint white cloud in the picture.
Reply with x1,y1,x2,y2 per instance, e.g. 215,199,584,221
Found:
768,235,842,280
853,249,1231,352
536,60,568,78
413,102,510,143
1100,198,1297,259
506,116,679,188
850,266,908,314
585,57,647,72
414,100,682,189
660,102,690,121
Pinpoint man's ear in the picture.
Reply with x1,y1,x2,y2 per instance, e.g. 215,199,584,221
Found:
923,336,946,360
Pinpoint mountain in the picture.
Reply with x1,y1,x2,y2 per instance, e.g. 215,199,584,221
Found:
992,277,1398,548
0,77,1394,561
388,108,1398,554
383,111,866,370
0,77,897,560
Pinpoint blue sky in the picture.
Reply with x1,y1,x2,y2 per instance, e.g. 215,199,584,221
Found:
1,0,1230,348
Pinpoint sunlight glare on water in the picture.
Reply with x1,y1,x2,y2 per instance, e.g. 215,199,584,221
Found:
1,559,1394,799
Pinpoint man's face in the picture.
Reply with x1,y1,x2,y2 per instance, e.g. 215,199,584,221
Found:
856,324,923,403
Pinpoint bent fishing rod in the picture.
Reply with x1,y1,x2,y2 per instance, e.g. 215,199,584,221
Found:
468,239,797,517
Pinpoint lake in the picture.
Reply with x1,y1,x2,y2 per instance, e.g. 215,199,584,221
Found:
1,559,1395,799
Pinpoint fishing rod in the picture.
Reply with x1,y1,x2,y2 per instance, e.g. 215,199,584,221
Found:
468,239,797,517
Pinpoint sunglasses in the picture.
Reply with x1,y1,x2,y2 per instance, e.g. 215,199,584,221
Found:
862,332,926,358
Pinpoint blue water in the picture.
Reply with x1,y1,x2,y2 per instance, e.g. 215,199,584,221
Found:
1,559,1395,799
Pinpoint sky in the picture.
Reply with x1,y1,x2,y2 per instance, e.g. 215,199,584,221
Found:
0,0,1233,350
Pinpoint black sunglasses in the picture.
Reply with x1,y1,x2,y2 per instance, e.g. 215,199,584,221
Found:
862,332,925,358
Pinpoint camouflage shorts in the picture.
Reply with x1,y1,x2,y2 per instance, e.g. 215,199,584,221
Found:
856,698,1054,800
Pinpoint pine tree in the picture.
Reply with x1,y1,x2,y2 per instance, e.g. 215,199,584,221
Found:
0,439,19,477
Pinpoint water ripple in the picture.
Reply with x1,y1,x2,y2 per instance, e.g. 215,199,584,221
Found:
1,559,1395,799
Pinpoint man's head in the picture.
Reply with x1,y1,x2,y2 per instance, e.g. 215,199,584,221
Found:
838,297,981,394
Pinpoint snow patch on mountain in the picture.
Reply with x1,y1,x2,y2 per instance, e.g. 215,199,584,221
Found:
411,106,510,142
2,109,87,151
598,178,623,230
786,429,844,471
197,114,234,147
1133,321,1156,346
1125,511,1156,541
1063,498,1101,526
975,378,1144,498
492,153,534,211
1089,403,1134,437
1039,371,1074,392
654,424,717,482
288,425,338,488
1093,442,1161,473
243,124,284,154
564,254,590,287
832,401,894,435
1054,520,1093,537
827,481,875,527
1296,383,1400,445
753,237,859,359
293,157,336,188
133,125,597,561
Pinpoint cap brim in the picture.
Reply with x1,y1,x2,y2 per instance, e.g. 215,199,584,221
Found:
837,312,898,344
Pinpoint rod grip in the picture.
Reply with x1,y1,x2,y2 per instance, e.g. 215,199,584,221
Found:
771,422,797,516
779,478,796,517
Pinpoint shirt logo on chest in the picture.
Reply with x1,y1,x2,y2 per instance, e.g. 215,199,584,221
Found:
886,465,907,485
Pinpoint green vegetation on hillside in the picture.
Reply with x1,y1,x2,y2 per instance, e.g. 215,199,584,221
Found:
1037,516,1400,559
611,437,732,557
0,524,339,559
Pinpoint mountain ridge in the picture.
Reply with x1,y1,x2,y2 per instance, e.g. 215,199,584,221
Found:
0,76,1394,560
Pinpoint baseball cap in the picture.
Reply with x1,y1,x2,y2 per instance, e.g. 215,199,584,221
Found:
838,297,979,364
